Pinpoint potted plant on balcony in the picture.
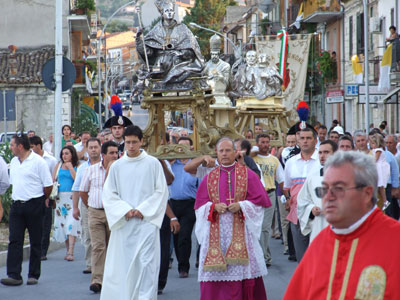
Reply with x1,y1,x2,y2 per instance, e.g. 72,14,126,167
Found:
75,0,96,15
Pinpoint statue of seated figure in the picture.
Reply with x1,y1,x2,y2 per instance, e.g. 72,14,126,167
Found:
136,0,204,84
231,50,283,100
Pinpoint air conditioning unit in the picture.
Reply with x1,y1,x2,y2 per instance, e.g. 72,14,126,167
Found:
370,17,381,33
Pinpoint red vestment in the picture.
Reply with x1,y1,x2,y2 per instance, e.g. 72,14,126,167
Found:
283,208,400,300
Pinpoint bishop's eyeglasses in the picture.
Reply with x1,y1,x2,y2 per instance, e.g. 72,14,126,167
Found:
315,185,365,198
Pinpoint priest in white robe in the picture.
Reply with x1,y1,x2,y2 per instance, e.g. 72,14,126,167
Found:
297,140,337,242
100,126,168,300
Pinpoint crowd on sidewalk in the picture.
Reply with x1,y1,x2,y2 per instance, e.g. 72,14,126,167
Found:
1,102,400,299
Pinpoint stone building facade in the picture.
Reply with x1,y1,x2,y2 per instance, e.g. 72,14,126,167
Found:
0,47,71,140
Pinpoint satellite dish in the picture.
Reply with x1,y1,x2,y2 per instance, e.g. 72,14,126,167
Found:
258,0,276,14
41,57,76,92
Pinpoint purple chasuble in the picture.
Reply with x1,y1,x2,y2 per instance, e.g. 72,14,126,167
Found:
195,164,271,210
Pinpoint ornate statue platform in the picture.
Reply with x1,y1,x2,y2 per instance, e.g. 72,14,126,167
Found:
140,78,241,159
235,96,290,147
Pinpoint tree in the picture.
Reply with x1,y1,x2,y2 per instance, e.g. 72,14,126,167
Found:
105,20,130,33
183,0,237,58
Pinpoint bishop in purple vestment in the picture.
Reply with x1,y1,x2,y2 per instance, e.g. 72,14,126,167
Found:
195,137,271,300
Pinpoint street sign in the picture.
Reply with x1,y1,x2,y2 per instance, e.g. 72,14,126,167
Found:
359,84,394,95
0,90,16,121
326,90,344,103
41,57,76,92
345,85,359,96
358,94,396,104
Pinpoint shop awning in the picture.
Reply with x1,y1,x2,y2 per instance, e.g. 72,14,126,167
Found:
382,86,400,103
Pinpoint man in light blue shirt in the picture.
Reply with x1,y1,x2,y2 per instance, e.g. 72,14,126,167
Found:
169,137,200,279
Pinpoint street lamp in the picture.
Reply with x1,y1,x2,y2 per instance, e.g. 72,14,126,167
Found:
97,0,138,129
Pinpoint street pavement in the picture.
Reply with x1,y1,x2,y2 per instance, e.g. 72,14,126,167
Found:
125,103,149,130
0,234,297,300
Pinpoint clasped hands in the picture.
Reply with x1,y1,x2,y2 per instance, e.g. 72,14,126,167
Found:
125,209,143,221
214,203,241,214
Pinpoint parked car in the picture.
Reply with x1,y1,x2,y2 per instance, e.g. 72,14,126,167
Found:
0,132,28,144
123,100,131,110
118,89,132,103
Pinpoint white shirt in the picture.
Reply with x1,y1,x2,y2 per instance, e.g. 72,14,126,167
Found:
43,141,53,155
74,141,89,160
42,150,57,175
0,156,10,194
10,151,53,201
80,161,107,209
72,161,90,192
284,149,320,189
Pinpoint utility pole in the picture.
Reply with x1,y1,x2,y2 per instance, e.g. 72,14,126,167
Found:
2,90,7,140
363,0,370,133
97,0,138,130
55,0,63,158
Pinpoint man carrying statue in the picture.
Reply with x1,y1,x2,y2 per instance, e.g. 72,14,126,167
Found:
231,50,283,100
136,0,204,84
204,34,232,106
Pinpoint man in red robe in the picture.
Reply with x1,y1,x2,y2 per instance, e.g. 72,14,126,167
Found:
284,151,400,300
195,137,271,300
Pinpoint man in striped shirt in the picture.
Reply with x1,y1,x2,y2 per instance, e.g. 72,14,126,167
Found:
80,141,119,293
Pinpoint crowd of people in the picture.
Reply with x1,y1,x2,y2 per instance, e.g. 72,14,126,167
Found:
0,112,400,299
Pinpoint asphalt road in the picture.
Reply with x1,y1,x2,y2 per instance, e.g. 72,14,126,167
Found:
124,103,149,130
0,233,296,300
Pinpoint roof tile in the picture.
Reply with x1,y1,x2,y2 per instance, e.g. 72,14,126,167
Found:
0,47,55,84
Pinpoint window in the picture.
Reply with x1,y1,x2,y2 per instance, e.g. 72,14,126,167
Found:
391,8,394,27
333,28,337,53
326,31,330,51
357,13,365,54
349,16,353,58
370,7,373,51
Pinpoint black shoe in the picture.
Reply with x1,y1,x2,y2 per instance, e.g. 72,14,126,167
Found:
158,289,163,295
41,256,47,261
83,268,92,274
90,283,102,293
1,277,23,286
179,271,188,278
283,250,289,255
266,262,272,267
195,261,199,268
288,255,297,262
27,278,38,285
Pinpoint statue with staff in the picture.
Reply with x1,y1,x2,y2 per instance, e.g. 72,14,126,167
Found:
136,0,204,84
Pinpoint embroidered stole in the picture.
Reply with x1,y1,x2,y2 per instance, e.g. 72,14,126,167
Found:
203,163,249,272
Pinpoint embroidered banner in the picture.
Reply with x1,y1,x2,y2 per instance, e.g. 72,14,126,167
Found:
256,34,312,122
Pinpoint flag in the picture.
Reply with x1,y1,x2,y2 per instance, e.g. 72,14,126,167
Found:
351,54,363,84
291,3,304,30
378,43,393,92
277,29,289,90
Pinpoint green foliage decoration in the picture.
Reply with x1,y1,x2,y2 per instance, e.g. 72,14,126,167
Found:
316,51,338,83
0,142,13,223
75,0,96,11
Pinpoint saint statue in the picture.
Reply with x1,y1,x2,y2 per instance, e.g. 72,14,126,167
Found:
231,50,283,100
204,34,232,106
136,0,204,84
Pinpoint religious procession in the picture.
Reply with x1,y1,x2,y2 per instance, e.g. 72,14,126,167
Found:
2,0,400,300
